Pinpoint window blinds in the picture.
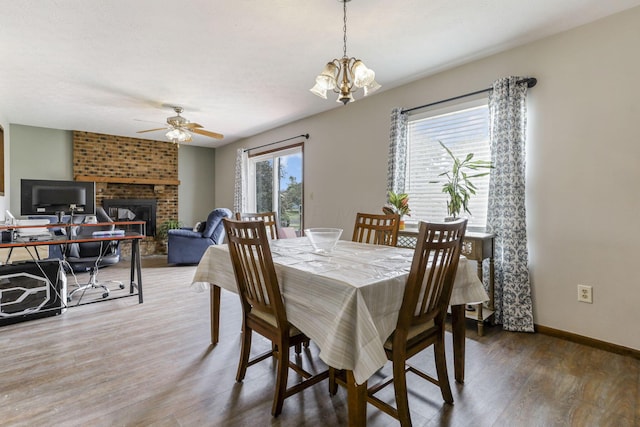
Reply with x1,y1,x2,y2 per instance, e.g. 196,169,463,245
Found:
405,103,490,228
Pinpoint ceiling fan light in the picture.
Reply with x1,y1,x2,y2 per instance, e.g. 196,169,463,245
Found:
177,129,191,142
166,128,191,143
140,107,221,143
166,128,181,139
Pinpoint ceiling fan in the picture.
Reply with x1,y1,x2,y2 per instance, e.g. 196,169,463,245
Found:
136,106,224,143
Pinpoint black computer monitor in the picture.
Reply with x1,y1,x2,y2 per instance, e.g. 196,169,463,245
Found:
20,179,96,216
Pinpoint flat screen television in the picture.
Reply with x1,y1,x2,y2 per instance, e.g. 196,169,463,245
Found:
20,179,96,216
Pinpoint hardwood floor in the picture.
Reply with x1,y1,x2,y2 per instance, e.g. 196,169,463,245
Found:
1,257,638,427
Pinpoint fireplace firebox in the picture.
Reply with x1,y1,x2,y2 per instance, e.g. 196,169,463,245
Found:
102,199,157,237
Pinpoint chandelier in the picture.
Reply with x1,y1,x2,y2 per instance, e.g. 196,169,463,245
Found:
310,0,381,104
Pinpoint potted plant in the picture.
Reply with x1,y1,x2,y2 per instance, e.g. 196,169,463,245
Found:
156,219,183,253
437,141,493,219
386,191,411,229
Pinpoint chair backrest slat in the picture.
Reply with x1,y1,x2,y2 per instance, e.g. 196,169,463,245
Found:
235,212,280,240
224,218,287,329
352,212,401,246
397,219,467,332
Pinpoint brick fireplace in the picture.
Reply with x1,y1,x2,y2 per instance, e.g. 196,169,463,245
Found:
72,131,179,255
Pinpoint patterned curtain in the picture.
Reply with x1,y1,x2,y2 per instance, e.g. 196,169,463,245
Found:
387,107,408,196
487,76,534,332
233,148,248,214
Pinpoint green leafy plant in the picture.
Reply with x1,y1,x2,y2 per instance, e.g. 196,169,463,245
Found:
156,219,183,241
438,141,493,218
386,191,411,217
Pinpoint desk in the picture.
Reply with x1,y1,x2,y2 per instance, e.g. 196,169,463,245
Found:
0,221,145,305
398,229,495,335
192,238,488,426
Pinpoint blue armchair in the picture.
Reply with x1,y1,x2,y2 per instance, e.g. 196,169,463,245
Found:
167,208,232,265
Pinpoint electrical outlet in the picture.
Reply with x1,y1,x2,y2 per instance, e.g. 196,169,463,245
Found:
577,284,593,303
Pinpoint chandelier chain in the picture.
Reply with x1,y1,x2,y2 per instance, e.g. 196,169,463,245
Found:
342,0,347,58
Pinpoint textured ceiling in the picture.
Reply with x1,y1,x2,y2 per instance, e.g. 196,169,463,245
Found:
1,0,639,147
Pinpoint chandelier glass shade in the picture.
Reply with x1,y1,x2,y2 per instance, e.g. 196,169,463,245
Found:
310,0,380,104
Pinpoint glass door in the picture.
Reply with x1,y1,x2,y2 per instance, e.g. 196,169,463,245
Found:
248,145,303,236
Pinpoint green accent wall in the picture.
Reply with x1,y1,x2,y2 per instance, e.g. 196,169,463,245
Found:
9,125,73,216
178,144,215,226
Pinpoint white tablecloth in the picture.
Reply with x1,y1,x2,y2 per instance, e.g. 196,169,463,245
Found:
192,237,488,384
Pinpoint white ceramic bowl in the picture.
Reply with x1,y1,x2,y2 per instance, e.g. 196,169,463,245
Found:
305,228,343,253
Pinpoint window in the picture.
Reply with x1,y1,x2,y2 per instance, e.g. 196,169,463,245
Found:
405,99,490,228
247,144,303,235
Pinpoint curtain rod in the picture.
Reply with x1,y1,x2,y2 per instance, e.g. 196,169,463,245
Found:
401,77,537,115
244,133,309,152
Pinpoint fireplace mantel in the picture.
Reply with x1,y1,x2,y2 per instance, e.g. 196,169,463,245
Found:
75,175,180,186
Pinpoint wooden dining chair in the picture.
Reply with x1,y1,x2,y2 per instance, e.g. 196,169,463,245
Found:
352,212,401,246
222,218,328,417
235,211,280,239
366,218,467,426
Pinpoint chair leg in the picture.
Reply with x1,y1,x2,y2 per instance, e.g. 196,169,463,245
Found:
294,336,310,354
236,326,252,382
393,356,412,427
67,267,115,301
88,267,111,298
328,367,338,395
272,337,290,417
434,337,454,404
96,283,110,299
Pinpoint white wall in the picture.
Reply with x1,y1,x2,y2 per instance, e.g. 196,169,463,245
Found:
215,7,640,351
177,145,216,226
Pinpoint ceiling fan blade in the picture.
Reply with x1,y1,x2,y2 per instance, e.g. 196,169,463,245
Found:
137,127,167,134
182,122,203,129
191,128,224,139
134,118,165,124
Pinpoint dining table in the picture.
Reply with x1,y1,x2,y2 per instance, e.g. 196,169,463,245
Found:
192,237,488,426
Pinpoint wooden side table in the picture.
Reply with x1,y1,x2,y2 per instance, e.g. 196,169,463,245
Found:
397,229,495,335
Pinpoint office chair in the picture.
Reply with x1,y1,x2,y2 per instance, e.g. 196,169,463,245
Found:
66,207,124,302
